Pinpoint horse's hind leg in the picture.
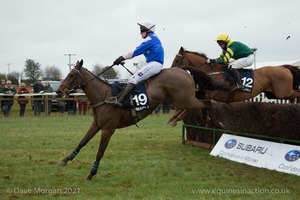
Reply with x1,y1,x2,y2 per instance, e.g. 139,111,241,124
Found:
167,109,188,126
58,121,100,166
87,128,115,180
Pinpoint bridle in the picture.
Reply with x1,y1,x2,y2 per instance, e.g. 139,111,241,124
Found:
176,52,213,69
59,67,109,108
176,52,224,76
60,67,97,91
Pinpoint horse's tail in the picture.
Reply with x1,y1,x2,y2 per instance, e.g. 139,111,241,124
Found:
181,66,228,91
282,65,300,89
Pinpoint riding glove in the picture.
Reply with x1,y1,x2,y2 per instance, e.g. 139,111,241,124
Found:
207,59,216,64
113,56,125,65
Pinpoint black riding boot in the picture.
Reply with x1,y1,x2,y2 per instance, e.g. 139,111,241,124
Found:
231,69,244,89
115,83,135,107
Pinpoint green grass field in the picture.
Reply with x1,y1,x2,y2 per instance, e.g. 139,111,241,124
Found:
0,109,299,200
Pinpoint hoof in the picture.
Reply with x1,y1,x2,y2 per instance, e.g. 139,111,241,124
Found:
87,175,93,181
167,120,177,126
58,160,67,166
218,122,225,129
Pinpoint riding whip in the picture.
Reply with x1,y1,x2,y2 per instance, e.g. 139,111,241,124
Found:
96,63,116,77
121,63,134,75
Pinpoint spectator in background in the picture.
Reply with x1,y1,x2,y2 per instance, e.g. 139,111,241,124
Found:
66,90,77,115
33,77,44,116
43,81,53,115
77,89,88,115
1,80,16,117
162,102,171,114
30,83,34,110
0,79,6,114
16,82,30,117
0,79,5,88
154,104,161,115
56,91,65,116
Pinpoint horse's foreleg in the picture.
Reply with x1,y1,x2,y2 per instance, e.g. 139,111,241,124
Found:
87,128,115,181
169,109,188,126
58,148,80,166
58,121,100,166
166,109,187,126
166,109,181,125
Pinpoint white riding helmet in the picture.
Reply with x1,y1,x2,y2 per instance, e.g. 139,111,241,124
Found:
137,21,156,33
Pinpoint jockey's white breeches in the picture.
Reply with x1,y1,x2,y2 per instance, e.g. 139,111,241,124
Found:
229,54,254,69
128,61,163,85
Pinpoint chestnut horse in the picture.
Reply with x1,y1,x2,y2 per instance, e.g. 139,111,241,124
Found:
167,47,300,125
58,60,213,180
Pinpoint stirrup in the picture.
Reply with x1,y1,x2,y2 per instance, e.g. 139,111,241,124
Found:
236,83,245,90
105,97,124,107
230,84,244,92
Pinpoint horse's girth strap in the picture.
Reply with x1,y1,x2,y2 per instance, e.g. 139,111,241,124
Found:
130,94,139,125
92,101,106,108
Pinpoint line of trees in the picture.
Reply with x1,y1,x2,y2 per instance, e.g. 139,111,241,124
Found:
0,59,61,85
0,59,119,86
92,63,118,79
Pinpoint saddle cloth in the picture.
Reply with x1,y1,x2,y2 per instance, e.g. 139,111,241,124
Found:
110,82,150,111
227,69,254,93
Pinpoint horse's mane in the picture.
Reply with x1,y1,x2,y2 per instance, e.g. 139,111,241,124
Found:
82,67,109,85
184,49,208,59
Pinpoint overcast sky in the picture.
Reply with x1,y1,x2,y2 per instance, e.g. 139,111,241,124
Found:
1,0,300,79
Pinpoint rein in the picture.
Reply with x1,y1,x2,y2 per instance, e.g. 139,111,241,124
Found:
207,71,225,76
72,68,97,89
60,68,84,90
97,64,115,77
97,62,133,77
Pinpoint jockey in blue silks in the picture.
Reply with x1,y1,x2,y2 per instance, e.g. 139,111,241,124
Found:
112,21,164,107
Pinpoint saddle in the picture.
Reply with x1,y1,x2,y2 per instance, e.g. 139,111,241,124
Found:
107,82,150,111
223,66,254,93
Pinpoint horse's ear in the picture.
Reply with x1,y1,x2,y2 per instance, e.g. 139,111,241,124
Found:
180,46,184,53
75,60,83,69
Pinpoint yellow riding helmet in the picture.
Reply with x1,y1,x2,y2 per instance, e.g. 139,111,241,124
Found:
215,33,230,42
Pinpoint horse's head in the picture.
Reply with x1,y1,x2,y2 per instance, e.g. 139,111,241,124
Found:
171,47,189,67
59,60,85,95
171,47,209,67
171,47,220,74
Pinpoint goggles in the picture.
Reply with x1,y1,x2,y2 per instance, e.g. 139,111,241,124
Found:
217,40,226,45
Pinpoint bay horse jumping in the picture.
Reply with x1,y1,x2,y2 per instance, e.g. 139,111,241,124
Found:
58,60,214,180
167,47,300,125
